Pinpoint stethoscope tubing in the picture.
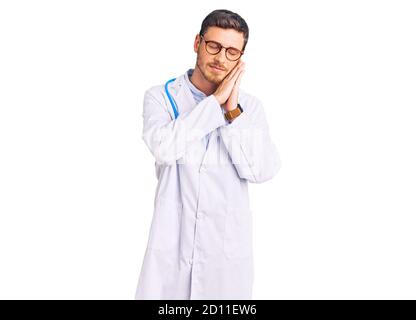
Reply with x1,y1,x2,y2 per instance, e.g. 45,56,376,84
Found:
164,78,179,119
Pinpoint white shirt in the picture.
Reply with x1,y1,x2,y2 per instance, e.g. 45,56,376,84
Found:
184,68,210,149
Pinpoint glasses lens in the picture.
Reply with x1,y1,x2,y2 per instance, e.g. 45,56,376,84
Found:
226,49,241,61
206,42,221,54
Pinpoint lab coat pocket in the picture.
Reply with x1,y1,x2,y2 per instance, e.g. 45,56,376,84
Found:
148,195,183,252
224,207,253,259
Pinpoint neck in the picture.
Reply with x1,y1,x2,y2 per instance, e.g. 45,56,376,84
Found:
189,65,217,96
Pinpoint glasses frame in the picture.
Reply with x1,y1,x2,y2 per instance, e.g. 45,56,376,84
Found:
199,34,244,61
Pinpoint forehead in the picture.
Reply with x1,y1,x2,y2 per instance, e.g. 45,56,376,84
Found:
203,26,244,49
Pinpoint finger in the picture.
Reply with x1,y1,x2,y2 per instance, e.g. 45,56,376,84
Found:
225,60,244,82
233,65,245,82
231,60,244,76
236,68,245,84
224,65,239,82
234,69,245,88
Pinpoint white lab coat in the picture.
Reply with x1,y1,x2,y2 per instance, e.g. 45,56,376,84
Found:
135,70,281,300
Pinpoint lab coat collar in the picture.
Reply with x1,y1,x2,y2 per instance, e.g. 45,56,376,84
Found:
166,72,193,115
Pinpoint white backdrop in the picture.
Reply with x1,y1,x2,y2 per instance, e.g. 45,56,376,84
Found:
0,0,415,299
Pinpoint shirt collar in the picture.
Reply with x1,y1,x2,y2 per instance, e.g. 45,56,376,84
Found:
184,68,207,98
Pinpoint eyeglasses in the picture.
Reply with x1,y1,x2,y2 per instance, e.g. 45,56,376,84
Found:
200,35,244,61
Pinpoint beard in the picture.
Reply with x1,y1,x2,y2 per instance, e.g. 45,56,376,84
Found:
195,53,226,85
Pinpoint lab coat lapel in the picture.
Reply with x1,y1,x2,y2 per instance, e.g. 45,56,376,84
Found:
167,74,195,117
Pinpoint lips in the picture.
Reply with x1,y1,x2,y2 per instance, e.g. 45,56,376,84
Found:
210,65,225,71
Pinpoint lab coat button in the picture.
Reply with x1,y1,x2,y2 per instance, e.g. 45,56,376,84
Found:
197,211,204,219
189,259,193,265
199,164,207,173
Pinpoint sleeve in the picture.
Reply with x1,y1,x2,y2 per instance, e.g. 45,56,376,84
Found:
142,89,228,165
218,97,281,183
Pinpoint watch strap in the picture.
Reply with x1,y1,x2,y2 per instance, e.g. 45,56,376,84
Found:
224,103,243,121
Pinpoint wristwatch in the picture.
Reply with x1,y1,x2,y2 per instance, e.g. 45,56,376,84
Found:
224,104,243,121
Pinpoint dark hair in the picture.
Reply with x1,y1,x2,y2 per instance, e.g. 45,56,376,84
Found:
199,9,249,51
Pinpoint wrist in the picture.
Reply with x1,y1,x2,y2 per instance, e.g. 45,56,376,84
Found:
224,103,243,122
223,104,238,112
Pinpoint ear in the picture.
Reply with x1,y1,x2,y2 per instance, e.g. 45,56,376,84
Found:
193,34,200,53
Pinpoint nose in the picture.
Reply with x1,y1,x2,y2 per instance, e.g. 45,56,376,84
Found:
214,48,227,63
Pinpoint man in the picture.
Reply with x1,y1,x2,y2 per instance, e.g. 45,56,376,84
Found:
135,9,281,300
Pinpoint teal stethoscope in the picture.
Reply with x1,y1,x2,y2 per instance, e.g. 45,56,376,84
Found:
164,78,179,119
